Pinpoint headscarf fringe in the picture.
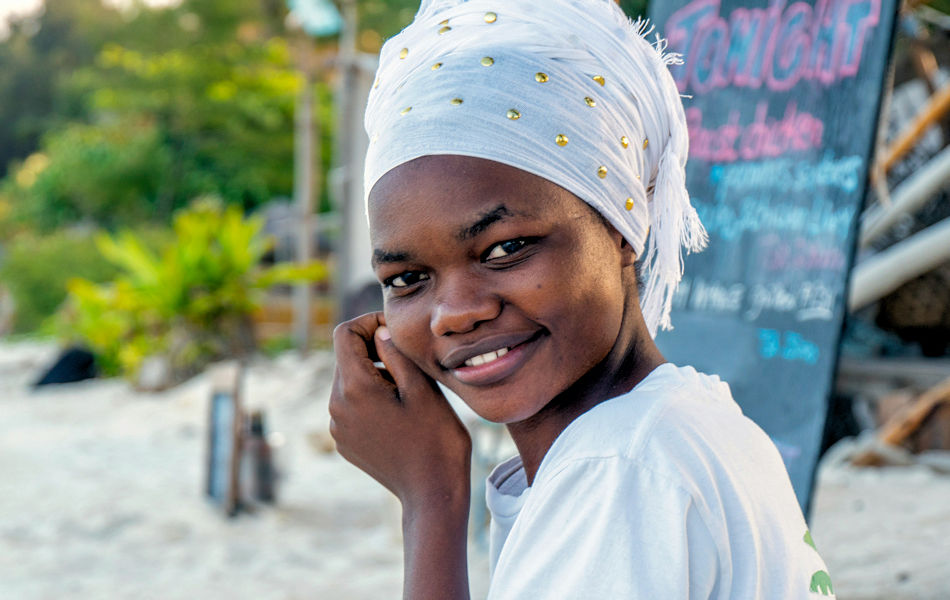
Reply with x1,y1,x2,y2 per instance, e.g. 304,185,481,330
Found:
641,145,708,336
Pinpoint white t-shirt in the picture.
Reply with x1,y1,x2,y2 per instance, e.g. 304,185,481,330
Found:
485,363,835,599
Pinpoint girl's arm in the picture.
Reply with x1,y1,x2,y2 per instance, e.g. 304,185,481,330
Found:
402,488,470,599
330,312,472,599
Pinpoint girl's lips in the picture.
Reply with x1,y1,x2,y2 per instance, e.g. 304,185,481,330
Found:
448,333,543,386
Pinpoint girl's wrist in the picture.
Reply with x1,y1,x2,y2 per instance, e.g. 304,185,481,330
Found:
401,483,471,600
401,480,471,523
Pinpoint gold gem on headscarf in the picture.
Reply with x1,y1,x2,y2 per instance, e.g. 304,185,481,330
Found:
535,72,549,83
438,26,451,34
584,96,596,107
450,98,463,105
643,138,649,149
555,134,569,146
620,136,629,148
439,19,449,26
625,198,634,211
399,48,409,59
592,75,605,86
484,12,497,23
373,78,380,89
481,56,495,67
597,166,608,179
400,106,412,115
506,109,521,120
431,62,443,70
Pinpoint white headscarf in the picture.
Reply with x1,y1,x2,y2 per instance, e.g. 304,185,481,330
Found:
363,0,707,336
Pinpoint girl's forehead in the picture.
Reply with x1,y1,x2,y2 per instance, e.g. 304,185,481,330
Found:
371,156,532,199
368,155,586,227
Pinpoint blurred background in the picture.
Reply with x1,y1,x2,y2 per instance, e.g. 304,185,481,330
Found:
0,0,948,598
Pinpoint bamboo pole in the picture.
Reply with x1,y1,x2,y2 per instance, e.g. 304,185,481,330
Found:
873,84,950,180
849,215,950,311
859,145,950,248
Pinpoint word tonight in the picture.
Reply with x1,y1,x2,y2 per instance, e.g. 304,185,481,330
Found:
665,0,882,93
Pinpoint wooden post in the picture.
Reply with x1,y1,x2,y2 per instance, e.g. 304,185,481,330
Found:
293,43,316,354
333,0,358,323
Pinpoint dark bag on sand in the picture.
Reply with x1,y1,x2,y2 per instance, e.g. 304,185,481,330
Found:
34,347,97,386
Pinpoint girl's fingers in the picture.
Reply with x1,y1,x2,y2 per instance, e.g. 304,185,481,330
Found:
332,312,387,381
374,326,440,401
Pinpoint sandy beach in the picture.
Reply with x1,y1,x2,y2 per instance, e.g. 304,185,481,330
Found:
1,341,948,599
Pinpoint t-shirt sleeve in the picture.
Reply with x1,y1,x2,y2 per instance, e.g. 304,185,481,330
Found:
486,456,721,600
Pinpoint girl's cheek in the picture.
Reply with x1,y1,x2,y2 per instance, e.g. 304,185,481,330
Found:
386,305,428,356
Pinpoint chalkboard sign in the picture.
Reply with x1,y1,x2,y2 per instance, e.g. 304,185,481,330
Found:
648,0,898,512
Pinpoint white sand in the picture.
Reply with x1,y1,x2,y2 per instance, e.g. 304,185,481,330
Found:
1,341,948,599
0,342,407,599
810,451,950,600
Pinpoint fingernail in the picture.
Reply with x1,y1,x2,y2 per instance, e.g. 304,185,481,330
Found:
377,326,391,341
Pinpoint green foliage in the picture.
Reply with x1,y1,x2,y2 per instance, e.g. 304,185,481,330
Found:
78,35,301,217
0,0,318,231
260,334,296,358
620,0,650,19
358,0,418,47
0,0,124,179
0,227,169,334
926,1,950,15
57,278,148,376
2,120,173,230
352,0,648,53
55,199,328,378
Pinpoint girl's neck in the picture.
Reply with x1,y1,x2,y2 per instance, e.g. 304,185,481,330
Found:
505,306,665,486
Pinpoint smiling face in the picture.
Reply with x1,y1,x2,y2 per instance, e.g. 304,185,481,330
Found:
369,155,638,424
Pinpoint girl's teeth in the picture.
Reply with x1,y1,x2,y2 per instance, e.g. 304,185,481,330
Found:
464,347,509,367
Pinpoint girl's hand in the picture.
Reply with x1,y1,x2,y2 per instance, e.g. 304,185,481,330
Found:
329,312,472,508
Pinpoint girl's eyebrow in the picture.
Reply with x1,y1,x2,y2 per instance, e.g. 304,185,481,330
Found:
372,204,522,267
372,249,410,267
456,205,514,241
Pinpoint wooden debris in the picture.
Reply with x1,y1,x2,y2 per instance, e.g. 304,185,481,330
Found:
853,375,950,466
873,83,950,181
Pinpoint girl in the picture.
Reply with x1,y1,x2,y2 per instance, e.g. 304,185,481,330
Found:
329,1,835,597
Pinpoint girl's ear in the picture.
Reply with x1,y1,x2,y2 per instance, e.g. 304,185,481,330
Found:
618,235,637,268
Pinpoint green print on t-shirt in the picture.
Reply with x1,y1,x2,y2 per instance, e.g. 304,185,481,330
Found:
810,570,834,595
803,529,834,596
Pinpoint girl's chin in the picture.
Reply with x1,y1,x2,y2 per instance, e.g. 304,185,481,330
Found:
451,385,552,425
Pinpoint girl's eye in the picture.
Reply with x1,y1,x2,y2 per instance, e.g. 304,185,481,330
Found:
485,239,528,260
386,271,429,288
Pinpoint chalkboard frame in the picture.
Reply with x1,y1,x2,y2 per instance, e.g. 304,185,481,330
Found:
808,10,899,515
649,0,899,515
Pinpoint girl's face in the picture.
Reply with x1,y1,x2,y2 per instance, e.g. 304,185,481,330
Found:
369,155,633,424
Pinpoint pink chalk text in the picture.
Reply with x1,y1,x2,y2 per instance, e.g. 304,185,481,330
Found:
666,0,882,94
687,100,824,161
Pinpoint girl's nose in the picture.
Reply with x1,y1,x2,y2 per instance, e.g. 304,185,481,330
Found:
430,275,501,336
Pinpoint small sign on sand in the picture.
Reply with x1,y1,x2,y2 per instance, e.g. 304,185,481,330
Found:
205,361,243,516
